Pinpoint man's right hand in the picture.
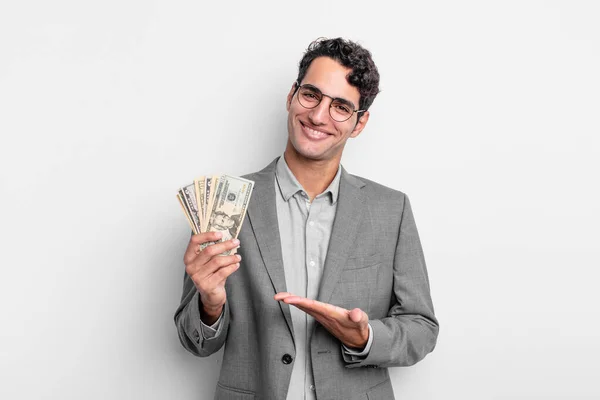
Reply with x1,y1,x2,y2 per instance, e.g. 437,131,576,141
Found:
183,232,241,325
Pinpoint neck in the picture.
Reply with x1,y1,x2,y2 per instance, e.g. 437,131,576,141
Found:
283,143,341,201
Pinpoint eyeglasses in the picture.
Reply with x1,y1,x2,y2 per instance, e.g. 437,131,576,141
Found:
295,83,366,122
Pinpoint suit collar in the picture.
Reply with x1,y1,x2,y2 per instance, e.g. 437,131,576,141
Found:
274,155,343,204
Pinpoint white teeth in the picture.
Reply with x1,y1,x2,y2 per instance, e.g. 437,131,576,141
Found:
303,125,328,139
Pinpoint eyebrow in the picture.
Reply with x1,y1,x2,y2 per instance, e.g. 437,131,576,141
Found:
303,84,356,110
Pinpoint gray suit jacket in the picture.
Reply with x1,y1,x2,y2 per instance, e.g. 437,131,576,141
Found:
174,159,439,400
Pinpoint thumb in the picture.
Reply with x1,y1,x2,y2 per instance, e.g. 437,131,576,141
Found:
348,308,366,324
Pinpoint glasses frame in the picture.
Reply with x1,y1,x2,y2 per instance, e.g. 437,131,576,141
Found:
294,82,366,122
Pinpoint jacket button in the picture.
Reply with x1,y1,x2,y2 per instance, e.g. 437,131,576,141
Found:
281,354,293,364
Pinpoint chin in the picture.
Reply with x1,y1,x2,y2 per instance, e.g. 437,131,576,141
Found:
288,134,323,159
292,145,324,161
291,137,343,163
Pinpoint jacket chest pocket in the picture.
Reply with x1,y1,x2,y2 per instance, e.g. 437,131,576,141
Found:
331,254,383,310
344,253,381,270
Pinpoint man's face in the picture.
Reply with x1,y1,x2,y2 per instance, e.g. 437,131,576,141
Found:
286,56,369,162
212,214,234,229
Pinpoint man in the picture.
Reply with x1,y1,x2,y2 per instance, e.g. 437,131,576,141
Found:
174,38,438,400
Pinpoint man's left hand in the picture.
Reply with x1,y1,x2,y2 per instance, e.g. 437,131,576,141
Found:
274,292,369,349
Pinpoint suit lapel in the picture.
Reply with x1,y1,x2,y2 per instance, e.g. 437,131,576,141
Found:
246,159,295,340
317,168,366,305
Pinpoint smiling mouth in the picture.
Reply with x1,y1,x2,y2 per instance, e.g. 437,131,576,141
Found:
300,121,331,140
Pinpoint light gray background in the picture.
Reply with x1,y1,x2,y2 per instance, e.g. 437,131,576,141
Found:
1,1,599,399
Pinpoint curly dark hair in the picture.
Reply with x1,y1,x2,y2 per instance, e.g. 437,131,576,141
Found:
296,37,380,116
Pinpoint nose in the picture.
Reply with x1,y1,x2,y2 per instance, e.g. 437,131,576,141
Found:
308,97,332,125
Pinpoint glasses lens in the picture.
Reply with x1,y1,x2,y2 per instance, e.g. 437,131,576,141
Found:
298,86,321,109
330,100,353,122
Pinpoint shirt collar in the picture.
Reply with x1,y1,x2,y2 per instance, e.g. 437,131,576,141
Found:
275,155,341,204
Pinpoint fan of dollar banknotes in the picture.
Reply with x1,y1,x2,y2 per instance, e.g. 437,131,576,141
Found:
177,175,255,255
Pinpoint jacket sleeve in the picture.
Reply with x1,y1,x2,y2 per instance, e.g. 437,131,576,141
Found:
173,271,229,357
345,194,439,368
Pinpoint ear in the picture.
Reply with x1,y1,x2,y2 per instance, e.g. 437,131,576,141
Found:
286,82,298,111
349,111,370,138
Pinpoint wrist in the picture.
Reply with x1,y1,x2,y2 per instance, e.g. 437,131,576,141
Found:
199,299,223,325
344,325,370,350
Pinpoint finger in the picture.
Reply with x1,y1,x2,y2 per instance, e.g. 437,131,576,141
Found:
274,294,328,320
203,254,242,275
197,239,241,264
290,303,321,319
283,297,344,318
184,232,224,263
290,304,344,330
190,231,223,245
187,253,240,280
284,301,334,324
190,256,240,294
278,295,309,305
349,308,367,325
208,262,241,284
274,292,296,301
